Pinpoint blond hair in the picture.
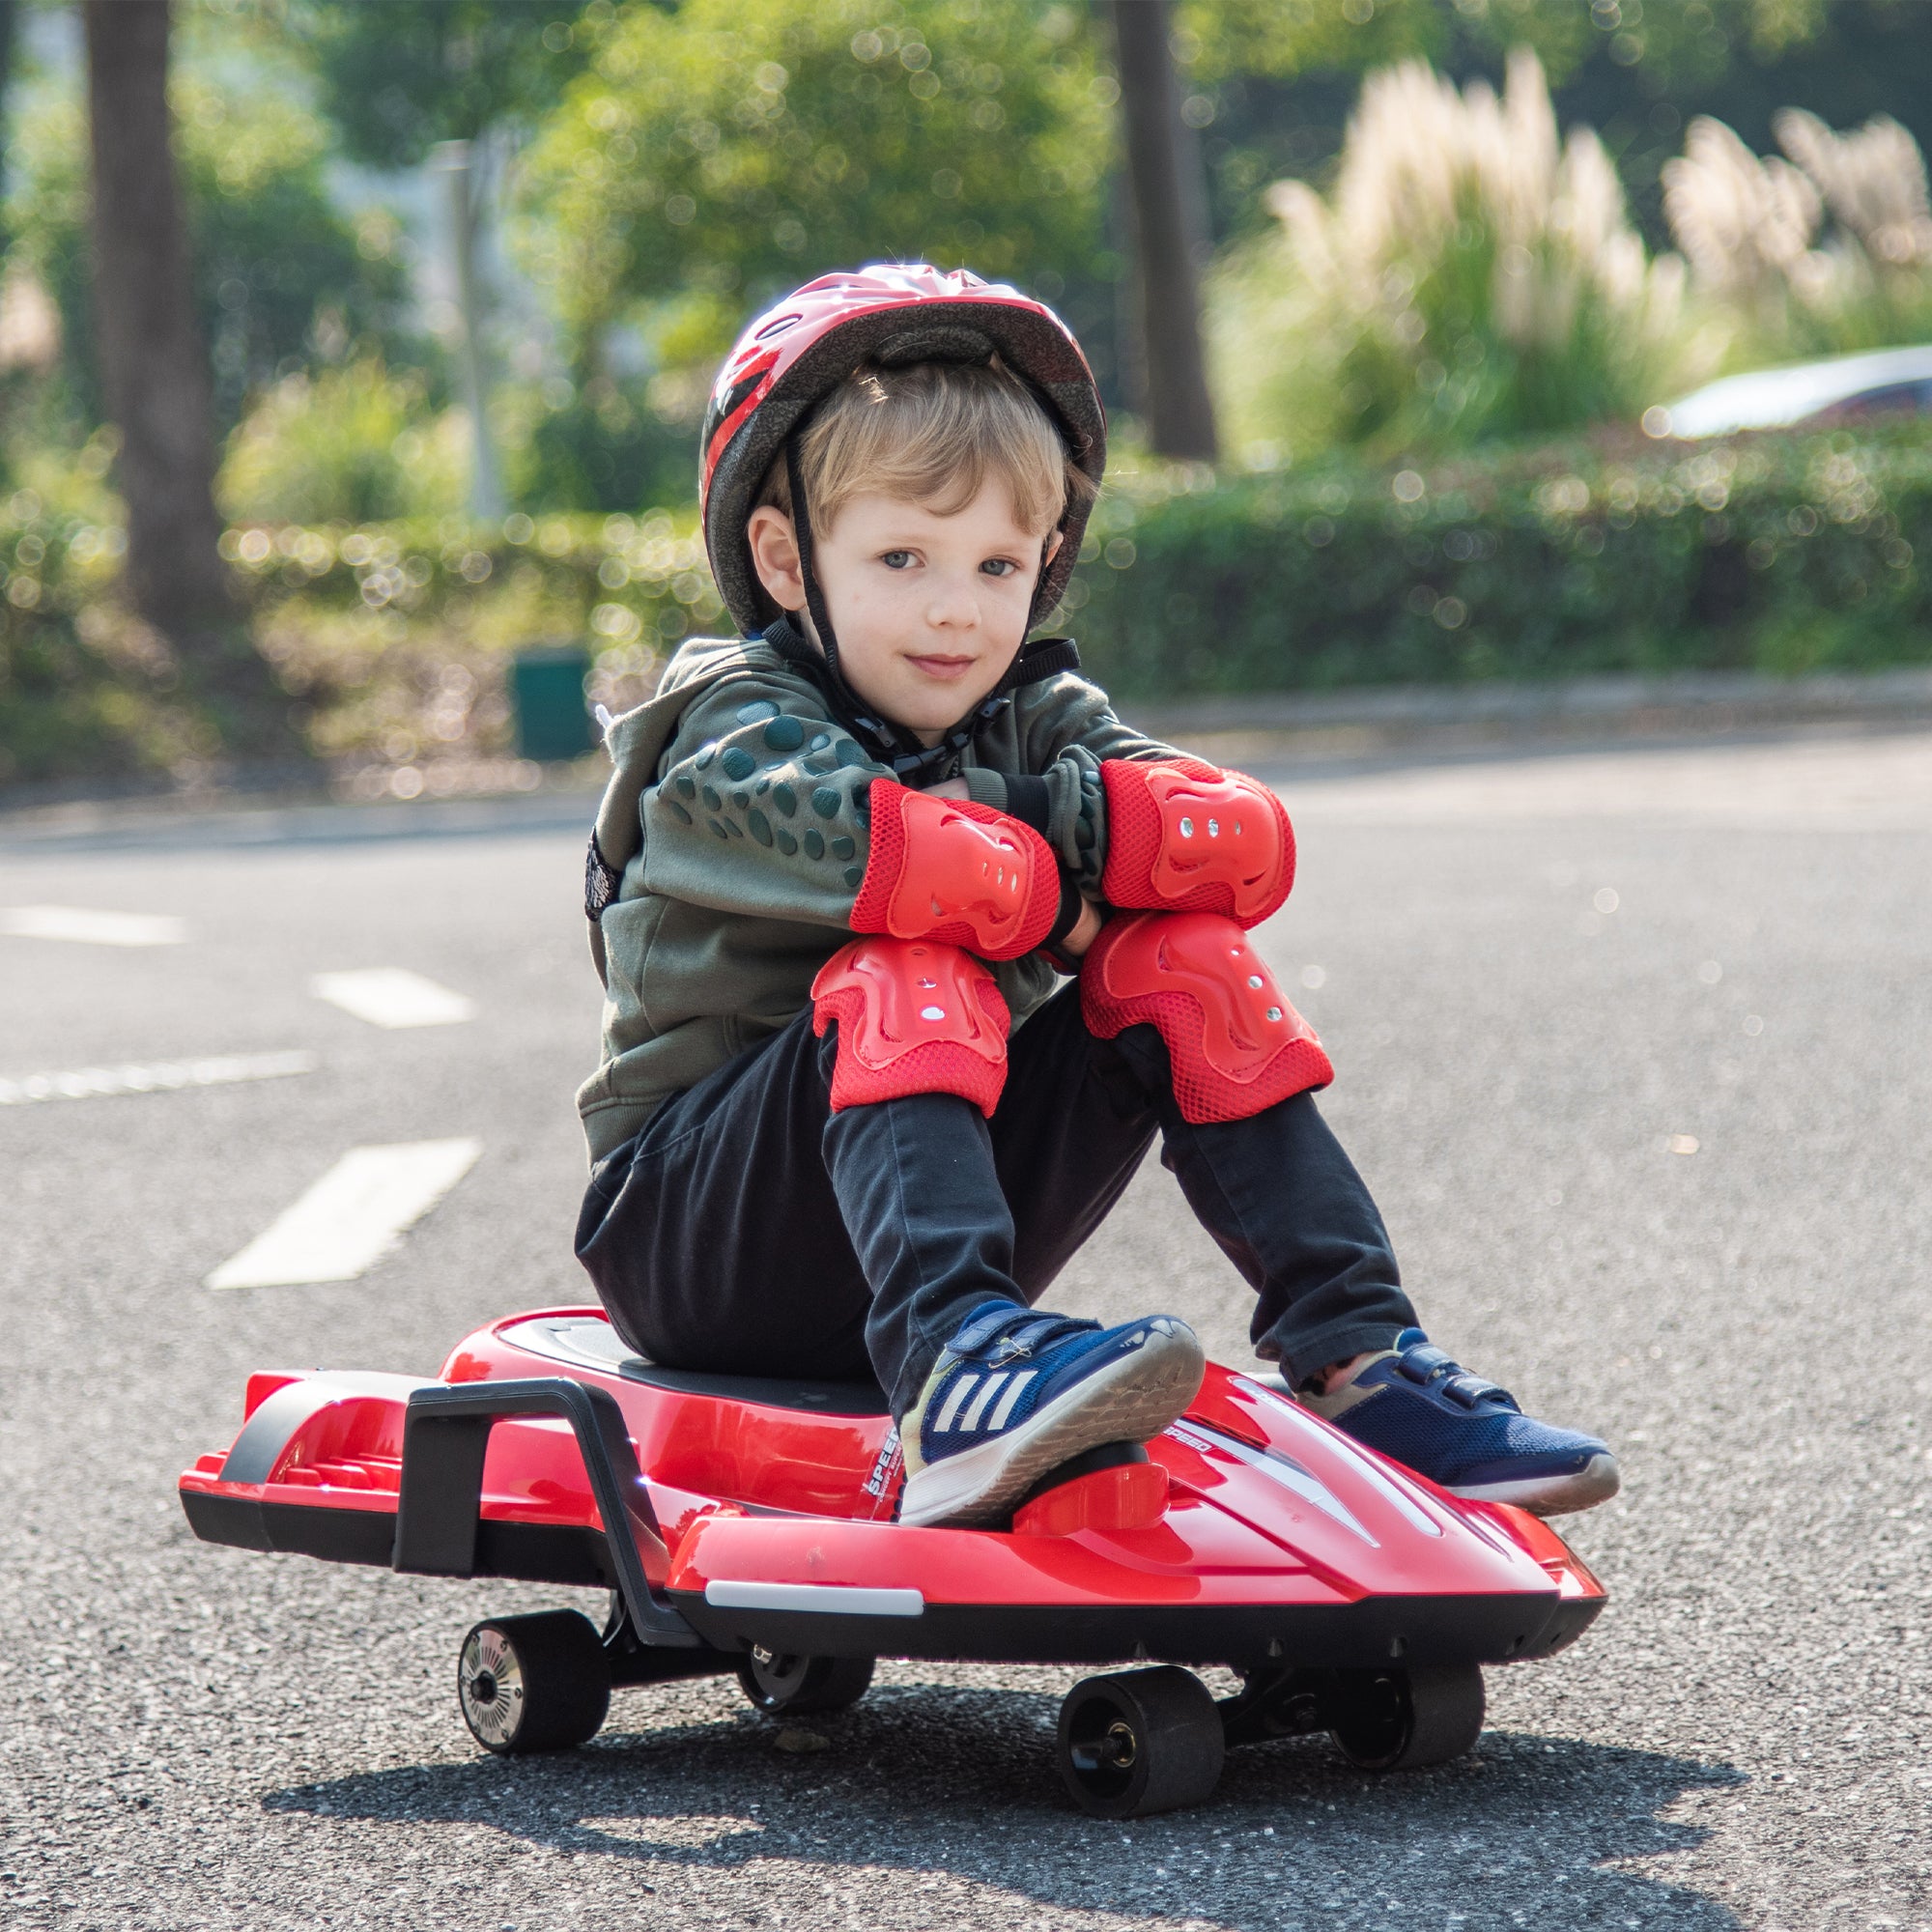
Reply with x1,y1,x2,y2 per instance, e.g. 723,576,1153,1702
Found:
757,357,1094,537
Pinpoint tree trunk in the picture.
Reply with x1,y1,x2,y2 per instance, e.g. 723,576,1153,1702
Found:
84,0,290,757
1108,0,1218,463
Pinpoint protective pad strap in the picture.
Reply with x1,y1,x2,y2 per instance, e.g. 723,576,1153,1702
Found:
811,937,1010,1116
1080,912,1331,1125
1098,758,1294,927
851,779,1059,960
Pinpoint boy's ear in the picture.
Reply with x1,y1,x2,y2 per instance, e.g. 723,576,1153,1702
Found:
747,505,806,613
1041,528,1064,570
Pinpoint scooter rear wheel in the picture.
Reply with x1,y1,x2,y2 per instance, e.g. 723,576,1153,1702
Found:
1057,1665,1225,1818
735,1648,875,1717
1327,1662,1485,1771
457,1609,611,1755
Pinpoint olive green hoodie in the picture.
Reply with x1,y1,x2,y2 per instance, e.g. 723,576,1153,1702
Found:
577,628,1181,1163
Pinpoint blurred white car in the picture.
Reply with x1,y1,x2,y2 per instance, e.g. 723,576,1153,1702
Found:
1651,344,1932,439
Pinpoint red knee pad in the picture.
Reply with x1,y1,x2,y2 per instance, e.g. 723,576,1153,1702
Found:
1080,912,1331,1125
851,779,1059,960
811,936,1011,1116
1099,758,1294,927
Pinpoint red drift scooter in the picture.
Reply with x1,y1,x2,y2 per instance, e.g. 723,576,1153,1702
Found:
178,1306,1605,1818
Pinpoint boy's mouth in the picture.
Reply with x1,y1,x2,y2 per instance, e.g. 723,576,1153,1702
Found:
904,652,979,682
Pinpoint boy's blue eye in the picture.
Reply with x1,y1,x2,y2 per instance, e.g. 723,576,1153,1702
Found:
881,550,914,569
980,558,1019,578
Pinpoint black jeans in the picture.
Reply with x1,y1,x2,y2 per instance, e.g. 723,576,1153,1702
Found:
576,982,1415,1417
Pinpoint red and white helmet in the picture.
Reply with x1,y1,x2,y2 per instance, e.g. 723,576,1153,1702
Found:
699,264,1107,639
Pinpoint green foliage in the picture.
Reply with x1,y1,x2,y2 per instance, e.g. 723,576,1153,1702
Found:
517,0,1114,374
1179,0,1829,93
1062,423,1932,698
1206,53,1703,467
228,505,719,774
4,33,407,436
218,358,468,524
0,451,214,787
284,0,586,164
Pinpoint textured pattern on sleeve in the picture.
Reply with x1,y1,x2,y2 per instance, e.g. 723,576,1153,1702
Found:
639,678,893,928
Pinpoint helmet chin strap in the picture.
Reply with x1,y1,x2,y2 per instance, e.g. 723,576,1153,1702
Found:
783,440,846,691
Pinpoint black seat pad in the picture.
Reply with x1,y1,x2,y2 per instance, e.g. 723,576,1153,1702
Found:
497,1314,890,1417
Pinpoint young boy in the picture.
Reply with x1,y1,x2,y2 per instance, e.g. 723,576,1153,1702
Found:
574,266,1618,1531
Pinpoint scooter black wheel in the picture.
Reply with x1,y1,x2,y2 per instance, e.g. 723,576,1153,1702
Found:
1057,1666,1226,1819
458,1610,611,1755
1328,1663,1485,1772
735,1647,875,1718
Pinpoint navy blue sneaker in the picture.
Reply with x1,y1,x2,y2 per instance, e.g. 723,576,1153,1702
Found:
899,1301,1205,1528
1300,1329,1619,1517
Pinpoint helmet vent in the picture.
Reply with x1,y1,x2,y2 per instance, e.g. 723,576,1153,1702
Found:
754,312,803,341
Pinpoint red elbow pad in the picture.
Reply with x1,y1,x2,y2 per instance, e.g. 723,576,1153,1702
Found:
811,936,1010,1116
851,779,1060,960
1098,758,1294,927
1081,911,1331,1124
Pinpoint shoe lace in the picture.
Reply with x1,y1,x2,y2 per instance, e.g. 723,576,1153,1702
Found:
1395,1340,1520,1413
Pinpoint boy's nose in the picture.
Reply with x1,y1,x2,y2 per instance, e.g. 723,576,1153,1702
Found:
924,582,980,629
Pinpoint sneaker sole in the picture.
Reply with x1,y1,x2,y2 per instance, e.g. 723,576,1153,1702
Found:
1449,1452,1621,1518
899,1327,1206,1529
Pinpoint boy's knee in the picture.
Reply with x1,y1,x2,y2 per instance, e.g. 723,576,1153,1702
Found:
811,935,1010,1116
1080,911,1331,1124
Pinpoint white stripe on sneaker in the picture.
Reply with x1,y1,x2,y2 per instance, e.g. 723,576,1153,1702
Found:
960,1371,1008,1432
934,1373,977,1433
987,1369,1035,1430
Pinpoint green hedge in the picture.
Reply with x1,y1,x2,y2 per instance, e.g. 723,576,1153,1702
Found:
1064,422,1932,698
7,422,1932,791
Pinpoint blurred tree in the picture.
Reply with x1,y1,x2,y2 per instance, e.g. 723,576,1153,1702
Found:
9,24,408,438
287,0,584,165
517,0,1114,503
84,0,287,747
1108,0,1216,461
284,2,585,514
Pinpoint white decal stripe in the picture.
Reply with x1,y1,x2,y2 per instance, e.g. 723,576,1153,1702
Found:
703,1580,923,1617
206,1138,483,1289
1171,1419,1379,1547
987,1368,1035,1429
933,1372,977,1433
959,1370,1007,1432
1248,1387,1445,1537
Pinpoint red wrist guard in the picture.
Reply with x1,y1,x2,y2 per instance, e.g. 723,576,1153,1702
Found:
811,936,1010,1116
1098,758,1293,927
851,779,1059,960
1080,911,1331,1124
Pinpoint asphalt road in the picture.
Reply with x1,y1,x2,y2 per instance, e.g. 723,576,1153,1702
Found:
2,725,1927,1931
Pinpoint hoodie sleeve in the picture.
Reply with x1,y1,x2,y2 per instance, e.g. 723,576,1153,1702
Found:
639,677,895,928
1002,672,1189,898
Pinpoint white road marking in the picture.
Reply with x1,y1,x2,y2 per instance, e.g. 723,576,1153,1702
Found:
0,1050,315,1107
1,904,187,946
310,968,476,1029
206,1137,483,1290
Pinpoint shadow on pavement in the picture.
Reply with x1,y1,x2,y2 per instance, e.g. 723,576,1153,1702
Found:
264,1683,1745,1930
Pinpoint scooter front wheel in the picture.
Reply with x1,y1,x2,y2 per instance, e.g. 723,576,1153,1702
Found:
1057,1665,1225,1819
1327,1662,1485,1771
735,1647,875,1717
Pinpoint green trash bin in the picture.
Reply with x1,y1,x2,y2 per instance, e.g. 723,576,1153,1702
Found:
510,646,593,761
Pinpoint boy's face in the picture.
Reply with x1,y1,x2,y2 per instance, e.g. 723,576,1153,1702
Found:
749,482,1060,745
